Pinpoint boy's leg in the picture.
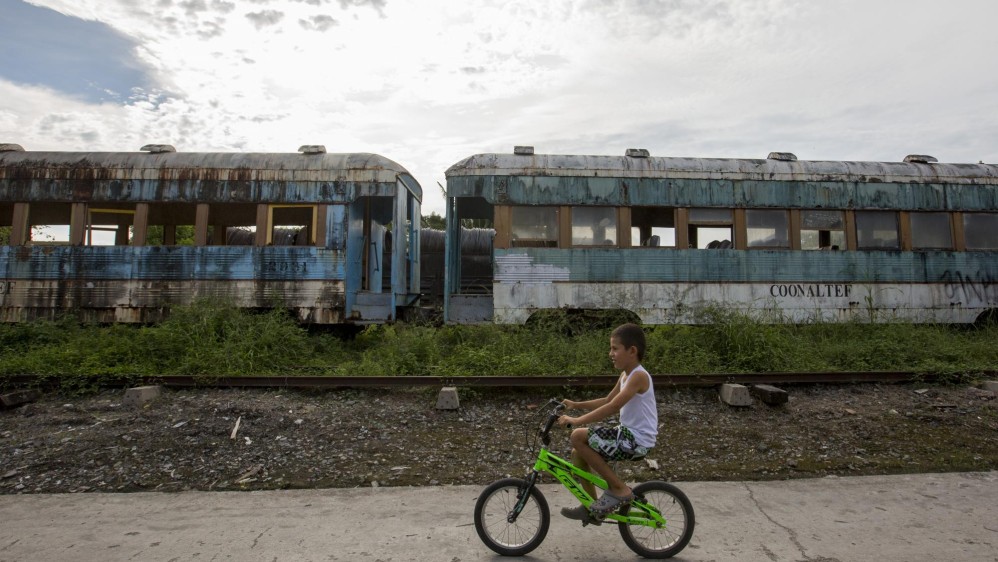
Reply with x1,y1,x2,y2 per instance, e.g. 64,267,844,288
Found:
569,428,631,497
569,444,597,500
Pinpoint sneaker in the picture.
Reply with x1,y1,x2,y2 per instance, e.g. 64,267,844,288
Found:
560,505,602,526
589,490,634,519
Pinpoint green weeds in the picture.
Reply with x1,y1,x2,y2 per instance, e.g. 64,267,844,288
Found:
1,303,996,394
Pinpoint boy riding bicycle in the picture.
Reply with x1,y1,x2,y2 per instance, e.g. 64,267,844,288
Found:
557,323,657,521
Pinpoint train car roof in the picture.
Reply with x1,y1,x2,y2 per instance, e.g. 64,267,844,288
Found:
0,148,418,191
446,152,998,185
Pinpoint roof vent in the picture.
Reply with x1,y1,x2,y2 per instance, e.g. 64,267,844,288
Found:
625,148,649,158
903,154,937,164
140,144,176,153
513,146,534,155
767,152,797,161
299,145,326,154
0,143,25,152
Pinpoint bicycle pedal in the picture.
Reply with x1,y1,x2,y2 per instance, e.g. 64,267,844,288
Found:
581,515,603,527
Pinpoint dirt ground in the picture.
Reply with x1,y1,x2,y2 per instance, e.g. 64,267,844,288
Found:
1,382,996,494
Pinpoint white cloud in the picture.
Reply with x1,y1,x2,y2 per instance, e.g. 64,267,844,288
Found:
2,0,998,214
245,9,284,29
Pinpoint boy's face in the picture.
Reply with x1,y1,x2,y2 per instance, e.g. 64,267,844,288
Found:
608,336,638,370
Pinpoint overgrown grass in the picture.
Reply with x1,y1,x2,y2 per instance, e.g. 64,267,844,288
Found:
1,302,996,393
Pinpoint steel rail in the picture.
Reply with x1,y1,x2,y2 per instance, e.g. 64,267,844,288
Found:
3,371,982,389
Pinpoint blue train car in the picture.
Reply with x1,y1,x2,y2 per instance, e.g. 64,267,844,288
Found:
444,148,998,324
0,144,421,324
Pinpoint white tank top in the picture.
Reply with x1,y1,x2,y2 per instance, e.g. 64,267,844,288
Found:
619,365,657,448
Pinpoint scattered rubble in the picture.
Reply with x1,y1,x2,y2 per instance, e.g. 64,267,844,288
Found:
0,383,995,495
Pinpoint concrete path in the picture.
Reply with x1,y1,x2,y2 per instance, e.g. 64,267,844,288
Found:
0,472,996,561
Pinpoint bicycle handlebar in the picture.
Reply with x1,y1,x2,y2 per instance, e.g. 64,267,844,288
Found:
539,399,566,446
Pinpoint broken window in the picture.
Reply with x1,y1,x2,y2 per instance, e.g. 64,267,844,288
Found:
268,205,316,246
688,208,732,249
0,203,13,245
800,210,846,250
24,203,73,245
510,206,558,248
571,206,617,246
87,206,136,246
145,204,198,246
630,206,676,247
746,209,790,249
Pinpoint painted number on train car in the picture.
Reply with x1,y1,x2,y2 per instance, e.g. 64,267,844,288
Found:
769,283,853,299
262,261,309,274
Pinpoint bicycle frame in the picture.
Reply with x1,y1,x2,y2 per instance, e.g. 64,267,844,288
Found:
519,444,666,529
476,401,695,559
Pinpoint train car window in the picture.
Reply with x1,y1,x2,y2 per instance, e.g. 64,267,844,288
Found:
856,211,900,250
630,206,676,247
963,213,998,250
145,203,198,246
0,204,12,245
22,203,73,245
268,205,316,246
194,203,257,246
571,206,617,246
800,210,845,250
746,209,790,249
910,212,953,250
87,207,135,246
511,206,558,248
689,208,732,223
688,208,732,249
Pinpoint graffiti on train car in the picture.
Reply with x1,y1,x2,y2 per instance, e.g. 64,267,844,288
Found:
769,283,854,299
942,270,998,303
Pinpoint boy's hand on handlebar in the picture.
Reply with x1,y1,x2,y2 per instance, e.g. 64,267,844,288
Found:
557,415,578,427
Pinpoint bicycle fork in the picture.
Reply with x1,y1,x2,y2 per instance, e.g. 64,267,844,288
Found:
508,471,540,523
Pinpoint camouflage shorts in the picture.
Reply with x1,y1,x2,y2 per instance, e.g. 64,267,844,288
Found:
587,425,650,461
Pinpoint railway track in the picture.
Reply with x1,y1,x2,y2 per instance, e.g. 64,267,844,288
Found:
5,371,986,390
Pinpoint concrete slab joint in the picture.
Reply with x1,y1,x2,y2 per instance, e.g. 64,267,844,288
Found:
436,386,460,410
719,383,753,407
123,385,163,408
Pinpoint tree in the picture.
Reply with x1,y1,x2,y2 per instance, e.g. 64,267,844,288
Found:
421,212,446,230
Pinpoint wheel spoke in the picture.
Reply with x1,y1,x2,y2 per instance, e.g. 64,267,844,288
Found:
474,479,550,556
619,482,695,558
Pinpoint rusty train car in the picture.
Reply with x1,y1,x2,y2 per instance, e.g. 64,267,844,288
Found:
4,143,998,326
0,144,421,324
443,148,998,324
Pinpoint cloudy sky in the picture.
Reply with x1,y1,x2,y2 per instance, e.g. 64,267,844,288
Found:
1,0,997,214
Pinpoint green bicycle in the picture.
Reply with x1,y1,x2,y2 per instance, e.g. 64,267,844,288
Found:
474,399,695,559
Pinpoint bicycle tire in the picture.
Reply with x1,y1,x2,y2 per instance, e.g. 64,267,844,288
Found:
618,481,695,559
474,478,550,556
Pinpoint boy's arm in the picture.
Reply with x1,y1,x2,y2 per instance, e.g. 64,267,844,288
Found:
564,370,650,426
564,376,623,411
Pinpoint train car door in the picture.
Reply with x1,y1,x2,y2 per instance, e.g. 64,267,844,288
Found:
347,195,394,322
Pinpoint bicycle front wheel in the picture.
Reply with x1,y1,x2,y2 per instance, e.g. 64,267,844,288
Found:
618,481,695,559
474,478,550,556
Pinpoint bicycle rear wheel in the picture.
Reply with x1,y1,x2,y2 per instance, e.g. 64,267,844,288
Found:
618,481,695,559
474,478,550,556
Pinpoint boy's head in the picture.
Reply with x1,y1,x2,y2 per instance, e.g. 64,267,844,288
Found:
611,323,646,361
